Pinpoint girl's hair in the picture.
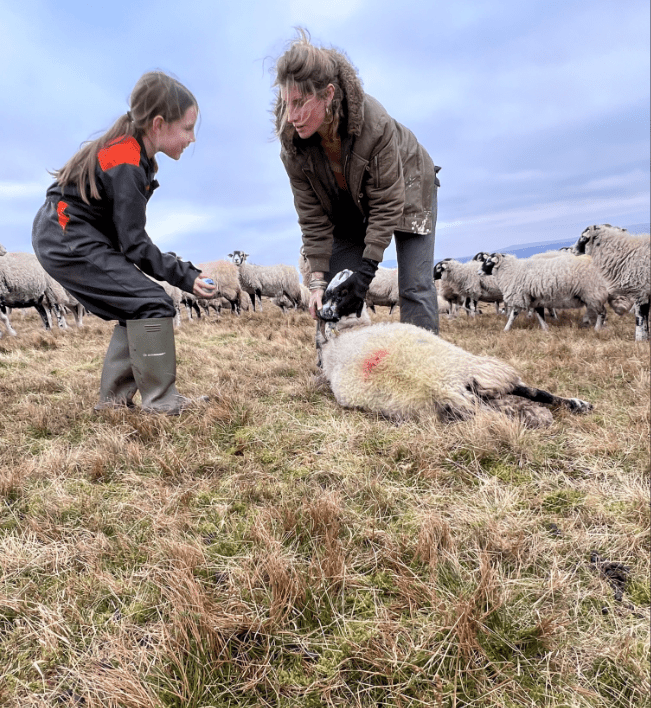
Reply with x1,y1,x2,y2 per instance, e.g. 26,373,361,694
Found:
274,28,344,141
52,71,198,204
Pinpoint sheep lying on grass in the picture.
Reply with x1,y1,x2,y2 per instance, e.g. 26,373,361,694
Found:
316,270,593,427
574,224,650,341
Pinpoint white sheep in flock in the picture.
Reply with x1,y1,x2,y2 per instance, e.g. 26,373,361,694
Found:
574,224,650,341
316,271,593,428
0,249,59,336
479,252,610,332
229,250,301,312
197,259,244,315
273,283,310,312
434,277,466,318
434,257,503,316
366,266,400,314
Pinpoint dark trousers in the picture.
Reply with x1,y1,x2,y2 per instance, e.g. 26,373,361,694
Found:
32,200,175,324
325,196,439,333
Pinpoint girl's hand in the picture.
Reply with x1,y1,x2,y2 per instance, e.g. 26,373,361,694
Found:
193,275,216,298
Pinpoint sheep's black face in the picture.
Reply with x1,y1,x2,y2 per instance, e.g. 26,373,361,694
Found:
480,256,498,275
229,250,248,266
575,233,590,254
433,260,449,280
319,269,354,322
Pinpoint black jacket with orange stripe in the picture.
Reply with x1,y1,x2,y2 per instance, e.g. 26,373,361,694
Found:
45,134,200,293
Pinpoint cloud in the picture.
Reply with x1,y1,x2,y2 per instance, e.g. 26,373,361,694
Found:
438,191,649,233
0,181,50,200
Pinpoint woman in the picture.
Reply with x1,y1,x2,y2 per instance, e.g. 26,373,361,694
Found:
32,71,215,415
273,30,440,332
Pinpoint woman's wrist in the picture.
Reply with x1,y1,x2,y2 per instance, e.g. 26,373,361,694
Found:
309,272,327,291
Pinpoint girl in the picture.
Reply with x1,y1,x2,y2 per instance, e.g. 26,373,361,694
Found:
273,29,440,333
32,71,215,415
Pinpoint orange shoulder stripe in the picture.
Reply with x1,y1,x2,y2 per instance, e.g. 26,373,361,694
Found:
97,136,141,171
57,200,70,231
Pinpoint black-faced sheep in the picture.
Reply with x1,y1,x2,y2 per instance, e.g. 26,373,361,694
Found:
229,250,301,312
479,252,609,332
299,247,400,315
574,224,650,341
316,271,593,427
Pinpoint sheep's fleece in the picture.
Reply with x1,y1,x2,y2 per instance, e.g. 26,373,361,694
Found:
317,272,593,427
318,321,592,426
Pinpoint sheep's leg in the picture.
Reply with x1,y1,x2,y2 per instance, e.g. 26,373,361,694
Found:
248,290,262,312
635,301,649,341
510,384,593,413
533,306,549,330
72,305,84,327
0,306,17,337
53,304,68,329
315,319,326,369
463,297,475,317
35,303,51,330
593,308,606,332
504,308,518,331
536,308,549,330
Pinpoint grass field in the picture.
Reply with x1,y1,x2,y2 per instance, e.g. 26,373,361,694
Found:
0,304,648,707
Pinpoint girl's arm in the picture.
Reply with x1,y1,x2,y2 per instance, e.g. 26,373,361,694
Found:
105,162,200,293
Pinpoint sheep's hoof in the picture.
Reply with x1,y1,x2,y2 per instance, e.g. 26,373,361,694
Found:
565,398,593,413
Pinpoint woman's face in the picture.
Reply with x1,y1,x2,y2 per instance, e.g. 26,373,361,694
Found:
280,85,331,140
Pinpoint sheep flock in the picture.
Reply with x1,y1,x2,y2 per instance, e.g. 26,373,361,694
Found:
0,223,648,341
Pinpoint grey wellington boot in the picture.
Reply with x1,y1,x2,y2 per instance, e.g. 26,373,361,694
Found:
94,324,138,410
126,317,207,415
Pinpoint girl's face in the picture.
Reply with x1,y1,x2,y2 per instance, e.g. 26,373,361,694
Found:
147,105,198,160
280,85,333,140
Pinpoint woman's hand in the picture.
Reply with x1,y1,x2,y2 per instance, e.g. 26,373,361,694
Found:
309,287,324,320
193,275,217,298
308,271,327,320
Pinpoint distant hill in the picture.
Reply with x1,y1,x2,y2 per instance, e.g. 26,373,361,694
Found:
382,223,649,268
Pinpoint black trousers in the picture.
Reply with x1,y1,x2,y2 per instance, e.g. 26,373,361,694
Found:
32,200,175,324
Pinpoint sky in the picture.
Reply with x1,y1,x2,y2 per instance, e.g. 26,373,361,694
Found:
0,0,648,269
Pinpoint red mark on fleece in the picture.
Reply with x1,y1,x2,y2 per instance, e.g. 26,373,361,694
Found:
362,349,389,378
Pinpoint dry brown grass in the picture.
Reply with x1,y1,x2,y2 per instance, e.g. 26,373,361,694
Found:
0,304,648,707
